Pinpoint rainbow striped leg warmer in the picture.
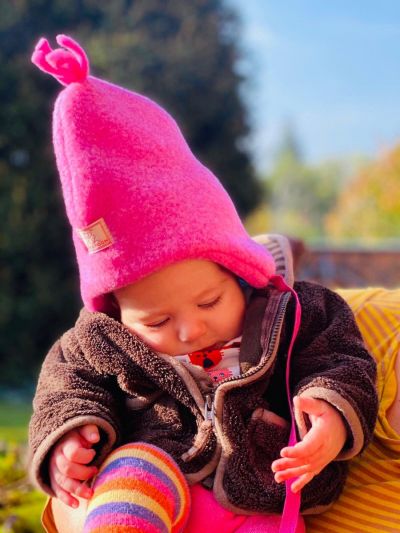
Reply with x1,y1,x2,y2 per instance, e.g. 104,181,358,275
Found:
83,442,190,533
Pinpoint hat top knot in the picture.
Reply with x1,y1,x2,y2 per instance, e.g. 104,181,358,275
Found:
31,34,89,86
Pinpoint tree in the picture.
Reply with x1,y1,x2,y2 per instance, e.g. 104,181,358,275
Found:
327,144,400,242
262,125,349,241
0,0,261,386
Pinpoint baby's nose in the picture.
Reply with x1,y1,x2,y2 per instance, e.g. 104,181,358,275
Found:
178,319,206,343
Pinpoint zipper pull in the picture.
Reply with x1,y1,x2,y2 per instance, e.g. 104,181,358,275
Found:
204,393,215,425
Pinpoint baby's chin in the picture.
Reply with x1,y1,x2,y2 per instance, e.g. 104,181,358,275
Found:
196,341,227,352
172,340,228,357
156,337,242,357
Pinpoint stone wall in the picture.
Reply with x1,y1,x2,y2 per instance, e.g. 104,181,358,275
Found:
296,248,400,289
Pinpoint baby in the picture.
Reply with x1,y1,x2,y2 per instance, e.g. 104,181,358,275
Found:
29,35,378,533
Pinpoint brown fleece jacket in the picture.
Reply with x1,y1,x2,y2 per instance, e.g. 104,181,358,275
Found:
29,280,377,515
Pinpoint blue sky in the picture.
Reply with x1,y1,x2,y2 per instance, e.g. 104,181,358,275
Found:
227,0,400,170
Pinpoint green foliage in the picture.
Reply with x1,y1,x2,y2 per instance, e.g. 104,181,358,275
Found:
0,442,45,532
0,401,31,443
1,0,261,385
327,144,400,243
0,491,45,533
243,202,271,236
0,444,26,485
0,402,44,532
261,126,351,241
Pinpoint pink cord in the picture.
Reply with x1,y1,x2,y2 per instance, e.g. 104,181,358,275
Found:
270,275,302,533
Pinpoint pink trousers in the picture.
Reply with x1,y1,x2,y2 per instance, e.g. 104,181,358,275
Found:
184,484,305,533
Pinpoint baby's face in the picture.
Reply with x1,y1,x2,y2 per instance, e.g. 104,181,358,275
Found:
114,260,246,356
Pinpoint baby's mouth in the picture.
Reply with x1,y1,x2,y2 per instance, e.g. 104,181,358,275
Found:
198,341,226,352
175,341,227,357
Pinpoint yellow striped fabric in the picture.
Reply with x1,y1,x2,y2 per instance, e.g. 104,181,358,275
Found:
306,288,400,533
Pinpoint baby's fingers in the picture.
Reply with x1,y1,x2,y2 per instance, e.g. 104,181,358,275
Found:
52,470,93,502
290,472,315,493
52,481,79,509
55,453,98,481
51,476,80,509
280,433,322,459
272,455,308,472
273,463,312,484
63,441,97,465
78,424,100,445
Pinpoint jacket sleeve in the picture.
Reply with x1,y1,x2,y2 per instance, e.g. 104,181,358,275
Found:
290,281,378,460
28,331,124,495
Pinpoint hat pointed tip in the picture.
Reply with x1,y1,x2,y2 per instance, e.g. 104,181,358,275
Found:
32,34,89,86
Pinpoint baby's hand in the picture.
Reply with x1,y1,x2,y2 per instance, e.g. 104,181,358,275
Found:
49,424,100,508
271,396,347,493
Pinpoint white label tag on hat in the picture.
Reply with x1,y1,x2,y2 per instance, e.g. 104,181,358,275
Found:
77,218,113,254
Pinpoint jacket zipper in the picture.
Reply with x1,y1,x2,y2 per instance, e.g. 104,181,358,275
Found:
202,292,291,429
204,392,215,425
216,293,290,387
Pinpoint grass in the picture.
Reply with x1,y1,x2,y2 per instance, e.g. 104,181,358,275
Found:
0,492,46,533
0,401,32,443
0,400,45,532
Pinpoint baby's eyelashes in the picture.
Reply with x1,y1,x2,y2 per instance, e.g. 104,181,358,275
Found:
198,295,222,309
144,295,222,328
146,317,170,328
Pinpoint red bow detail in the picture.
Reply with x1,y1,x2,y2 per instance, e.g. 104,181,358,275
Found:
188,341,240,369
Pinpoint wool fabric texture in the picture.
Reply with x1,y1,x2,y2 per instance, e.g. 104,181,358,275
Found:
31,34,275,312
83,443,190,533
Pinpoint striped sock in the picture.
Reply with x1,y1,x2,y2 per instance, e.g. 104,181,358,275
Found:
83,442,190,533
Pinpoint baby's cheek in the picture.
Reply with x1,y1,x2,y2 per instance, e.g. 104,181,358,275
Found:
138,330,175,355
138,332,161,350
123,324,159,350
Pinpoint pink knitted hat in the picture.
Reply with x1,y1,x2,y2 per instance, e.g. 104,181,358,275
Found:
32,35,275,313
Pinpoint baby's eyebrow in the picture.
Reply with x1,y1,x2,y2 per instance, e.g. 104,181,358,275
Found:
195,287,221,300
192,286,227,304
194,277,229,299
